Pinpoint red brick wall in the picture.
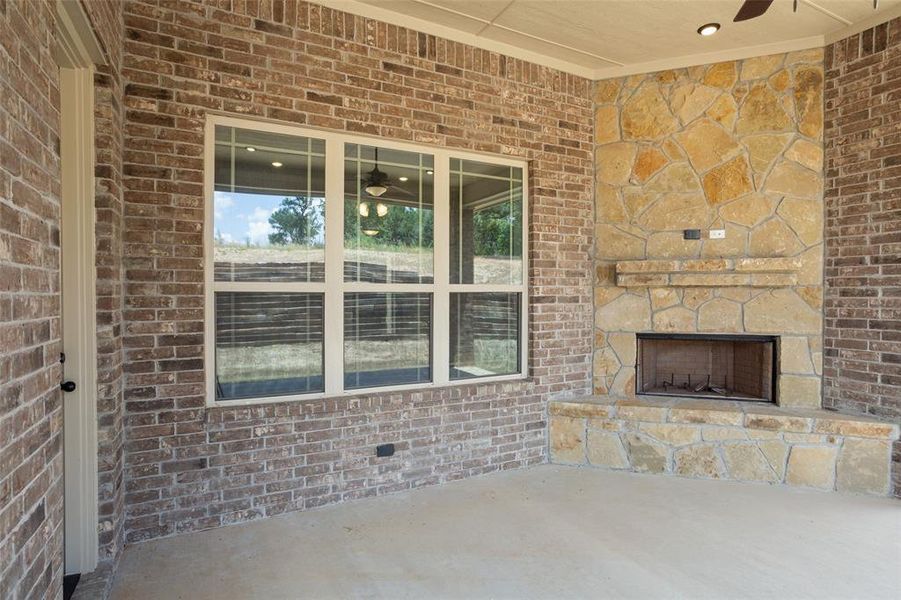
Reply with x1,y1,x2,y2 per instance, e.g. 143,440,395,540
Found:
823,18,901,496
82,0,127,571
120,0,593,542
0,1,65,598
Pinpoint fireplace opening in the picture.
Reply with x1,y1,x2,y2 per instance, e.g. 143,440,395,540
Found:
636,333,777,403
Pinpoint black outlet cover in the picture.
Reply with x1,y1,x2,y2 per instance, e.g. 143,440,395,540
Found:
683,229,702,240
376,443,395,457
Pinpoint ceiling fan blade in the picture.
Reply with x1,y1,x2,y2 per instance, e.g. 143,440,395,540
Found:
390,185,417,198
733,0,775,22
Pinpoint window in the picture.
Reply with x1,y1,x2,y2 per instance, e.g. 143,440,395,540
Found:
449,159,523,381
344,293,432,389
205,116,528,405
450,293,520,379
210,125,326,402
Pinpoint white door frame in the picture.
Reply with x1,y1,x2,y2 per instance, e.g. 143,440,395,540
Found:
54,0,104,576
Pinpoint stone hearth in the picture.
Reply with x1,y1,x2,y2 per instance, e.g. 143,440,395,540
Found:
549,397,899,495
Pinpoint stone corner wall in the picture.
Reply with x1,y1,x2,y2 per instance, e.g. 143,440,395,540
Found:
823,17,901,497
592,50,825,409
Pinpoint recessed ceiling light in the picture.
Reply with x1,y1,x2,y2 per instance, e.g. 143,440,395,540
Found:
398,176,409,182
271,161,283,167
245,146,256,152
697,23,720,36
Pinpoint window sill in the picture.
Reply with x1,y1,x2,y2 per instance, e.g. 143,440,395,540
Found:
206,374,533,409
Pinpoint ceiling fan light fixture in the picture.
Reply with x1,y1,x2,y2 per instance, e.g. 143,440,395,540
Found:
697,23,720,36
364,184,388,197
362,228,380,237
359,202,370,217
376,202,388,217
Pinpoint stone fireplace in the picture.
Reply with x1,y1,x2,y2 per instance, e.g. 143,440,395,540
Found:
637,333,776,403
550,50,899,498
591,50,826,411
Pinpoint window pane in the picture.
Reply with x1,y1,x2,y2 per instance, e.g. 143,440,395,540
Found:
215,292,324,400
344,143,434,283
450,293,521,380
214,125,325,282
344,293,431,389
450,159,523,284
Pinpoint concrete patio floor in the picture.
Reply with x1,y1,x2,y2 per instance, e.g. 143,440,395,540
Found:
110,465,901,599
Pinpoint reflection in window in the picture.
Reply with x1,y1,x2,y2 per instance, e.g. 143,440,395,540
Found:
450,159,523,284
344,144,434,283
450,293,521,380
214,126,325,282
344,293,431,389
215,292,324,400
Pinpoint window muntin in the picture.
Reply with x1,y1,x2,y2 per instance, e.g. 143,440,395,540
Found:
344,293,432,389
215,292,324,400
206,117,528,405
450,159,523,285
214,126,326,283
343,143,434,284
450,293,521,380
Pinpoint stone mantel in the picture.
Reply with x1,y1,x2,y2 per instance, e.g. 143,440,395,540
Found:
615,258,802,287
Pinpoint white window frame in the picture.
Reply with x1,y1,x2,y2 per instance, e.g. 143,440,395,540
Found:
204,114,529,407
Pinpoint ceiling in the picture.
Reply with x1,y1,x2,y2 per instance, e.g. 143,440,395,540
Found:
314,0,901,78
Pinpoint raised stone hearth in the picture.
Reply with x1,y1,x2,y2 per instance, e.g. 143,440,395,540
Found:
549,397,899,495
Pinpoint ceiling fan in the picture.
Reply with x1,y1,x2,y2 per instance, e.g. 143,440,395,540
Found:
357,148,418,236
361,148,414,199
733,0,878,22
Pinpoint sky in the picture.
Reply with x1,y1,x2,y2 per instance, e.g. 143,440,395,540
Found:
214,191,325,246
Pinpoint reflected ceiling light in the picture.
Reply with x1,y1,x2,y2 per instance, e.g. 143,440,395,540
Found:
362,228,380,236
359,202,370,217
364,184,388,197
245,146,256,152
398,176,409,182
376,202,389,217
697,23,720,36
271,161,283,167
426,170,433,175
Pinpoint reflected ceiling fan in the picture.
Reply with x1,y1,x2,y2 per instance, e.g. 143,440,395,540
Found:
358,148,417,236
361,148,414,199
733,0,878,22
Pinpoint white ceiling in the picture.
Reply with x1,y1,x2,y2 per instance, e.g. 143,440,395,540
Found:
315,0,901,78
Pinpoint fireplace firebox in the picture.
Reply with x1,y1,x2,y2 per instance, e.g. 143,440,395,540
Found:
636,333,777,403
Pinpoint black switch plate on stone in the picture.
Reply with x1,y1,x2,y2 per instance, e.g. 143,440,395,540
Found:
683,229,701,240
376,443,395,457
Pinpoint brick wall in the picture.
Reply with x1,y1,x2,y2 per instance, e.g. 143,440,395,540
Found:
823,18,901,496
0,1,65,598
82,0,127,573
120,0,593,543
